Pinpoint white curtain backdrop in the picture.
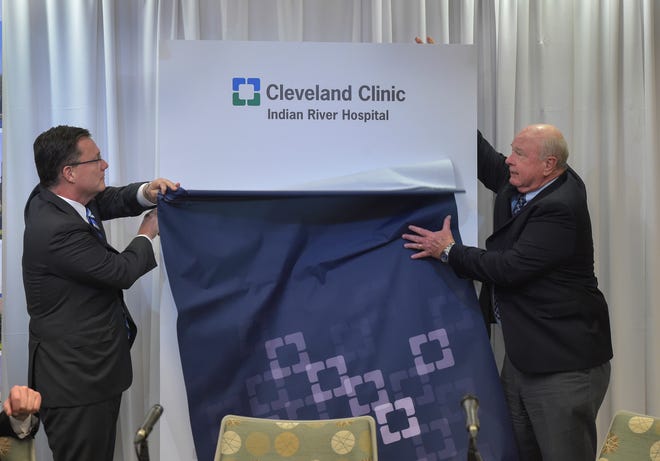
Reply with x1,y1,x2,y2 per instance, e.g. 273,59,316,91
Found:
2,1,657,460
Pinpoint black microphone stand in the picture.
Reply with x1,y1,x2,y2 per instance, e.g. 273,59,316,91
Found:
467,435,483,461
134,404,164,461
461,394,484,461
135,440,151,461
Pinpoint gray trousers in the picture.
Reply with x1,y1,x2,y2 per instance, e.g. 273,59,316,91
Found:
501,356,610,461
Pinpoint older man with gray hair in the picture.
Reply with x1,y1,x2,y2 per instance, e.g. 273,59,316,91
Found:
403,124,613,461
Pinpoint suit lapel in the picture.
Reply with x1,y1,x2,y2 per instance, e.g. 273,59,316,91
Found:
34,185,115,249
492,171,569,234
493,184,519,231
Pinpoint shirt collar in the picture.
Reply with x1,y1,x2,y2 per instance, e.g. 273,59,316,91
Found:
520,176,560,202
56,194,88,222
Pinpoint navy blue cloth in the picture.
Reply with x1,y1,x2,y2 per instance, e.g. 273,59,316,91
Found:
158,189,518,461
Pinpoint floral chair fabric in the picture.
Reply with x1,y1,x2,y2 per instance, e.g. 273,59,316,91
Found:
598,410,660,461
0,437,35,461
214,415,377,461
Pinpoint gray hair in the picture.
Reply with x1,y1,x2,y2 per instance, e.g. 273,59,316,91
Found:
540,132,569,169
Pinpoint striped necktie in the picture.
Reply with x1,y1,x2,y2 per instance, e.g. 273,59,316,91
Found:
512,194,527,216
86,207,105,241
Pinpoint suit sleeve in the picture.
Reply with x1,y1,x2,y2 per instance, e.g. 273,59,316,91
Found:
31,183,157,290
477,130,511,193
449,199,577,287
0,412,39,439
94,183,152,221
46,218,156,290
0,412,13,437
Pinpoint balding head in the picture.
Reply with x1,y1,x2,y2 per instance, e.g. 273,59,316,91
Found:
506,124,569,193
519,124,569,169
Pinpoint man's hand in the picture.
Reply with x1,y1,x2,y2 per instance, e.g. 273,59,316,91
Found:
138,209,159,239
3,386,41,421
143,178,180,204
402,215,454,260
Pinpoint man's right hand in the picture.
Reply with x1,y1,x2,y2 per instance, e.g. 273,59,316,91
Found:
138,209,159,239
3,385,41,421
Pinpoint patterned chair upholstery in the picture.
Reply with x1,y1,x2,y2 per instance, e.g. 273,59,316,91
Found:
214,414,378,461
0,438,35,461
598,410,660,461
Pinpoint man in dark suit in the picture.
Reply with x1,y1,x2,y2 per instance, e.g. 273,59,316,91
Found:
22,125,179,461
0,385,41,439
403,124,613,461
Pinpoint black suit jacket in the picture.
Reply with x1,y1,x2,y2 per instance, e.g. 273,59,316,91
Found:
0,412,39,438
448,132,613,373
22,183,157,407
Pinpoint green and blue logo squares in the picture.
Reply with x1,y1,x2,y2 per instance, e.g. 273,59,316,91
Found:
232,77,261,106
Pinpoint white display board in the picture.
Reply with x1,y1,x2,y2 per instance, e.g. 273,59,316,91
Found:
157,40,476,460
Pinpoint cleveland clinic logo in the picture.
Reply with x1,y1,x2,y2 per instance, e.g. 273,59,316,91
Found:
232,77,261,106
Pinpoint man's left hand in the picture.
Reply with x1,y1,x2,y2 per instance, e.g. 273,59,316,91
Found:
143,178,180,204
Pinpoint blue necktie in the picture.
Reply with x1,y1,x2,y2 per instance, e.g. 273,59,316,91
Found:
86,208,106,241
512,194,527,216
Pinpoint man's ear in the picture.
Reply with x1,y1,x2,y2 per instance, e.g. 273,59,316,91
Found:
544,156,558,174
61,165,75,183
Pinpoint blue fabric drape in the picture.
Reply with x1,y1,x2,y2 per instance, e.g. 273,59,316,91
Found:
158,189,518,461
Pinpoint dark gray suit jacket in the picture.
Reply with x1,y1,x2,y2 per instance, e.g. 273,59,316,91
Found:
448,132,613,374
22,183,156,407
0,412,39,438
